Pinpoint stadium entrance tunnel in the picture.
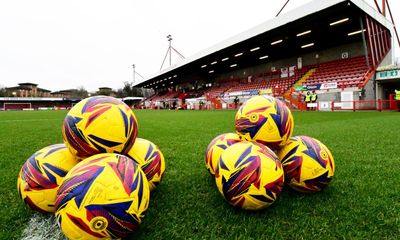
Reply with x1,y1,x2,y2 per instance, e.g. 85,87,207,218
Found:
376,78,400,100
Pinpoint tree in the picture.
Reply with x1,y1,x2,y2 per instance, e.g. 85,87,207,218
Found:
132,87,144,97
96,88,114,96
115,88,125,98
120,82,144,97
70,86,89,98
0,86,7,97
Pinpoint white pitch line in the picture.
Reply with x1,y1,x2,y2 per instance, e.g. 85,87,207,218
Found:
20,213,64,240
0,119,61,123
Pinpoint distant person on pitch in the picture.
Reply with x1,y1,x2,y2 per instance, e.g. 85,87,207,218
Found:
395,89,400,111
234,96,240,109
304,91,311,110
311,90,318,110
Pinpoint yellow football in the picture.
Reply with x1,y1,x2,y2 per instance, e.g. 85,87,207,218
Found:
62,96,138,159
17,144,79,213
205,133,242,175
125,138,166,191
215,141,284,210
277,136,335,193
235,95,294,150
55,153,150,239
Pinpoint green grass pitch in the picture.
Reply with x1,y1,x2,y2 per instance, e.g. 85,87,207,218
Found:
0,110,399,239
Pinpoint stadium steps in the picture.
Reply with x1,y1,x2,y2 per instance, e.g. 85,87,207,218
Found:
285,68,316,96
359,67,376,88
283,68,316,110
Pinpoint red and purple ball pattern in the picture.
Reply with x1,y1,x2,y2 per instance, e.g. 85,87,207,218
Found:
277,136,335,193
205,133,242,175
55,153,150,239
17,144,79,213
235,96,293,150
215,142,284,210
62,96,138,159
125,138,166,191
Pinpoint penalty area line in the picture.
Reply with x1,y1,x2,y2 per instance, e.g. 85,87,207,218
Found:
20,213,63,240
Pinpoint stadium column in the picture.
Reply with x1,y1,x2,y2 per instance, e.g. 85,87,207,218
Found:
360,16,370,68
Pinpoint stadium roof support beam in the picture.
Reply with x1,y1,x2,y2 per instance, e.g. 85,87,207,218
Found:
385,0,400,48
375,20,382,62
359,16,370,68
373,0,382,14
276,0,290,17
373,0,399,48
366,16,378,66
365,14,391,67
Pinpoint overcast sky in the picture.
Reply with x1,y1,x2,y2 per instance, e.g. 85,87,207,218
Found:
0,0,399,92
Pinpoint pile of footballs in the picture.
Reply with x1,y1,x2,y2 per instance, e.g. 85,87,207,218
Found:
17,96,165,239
205,95,335,210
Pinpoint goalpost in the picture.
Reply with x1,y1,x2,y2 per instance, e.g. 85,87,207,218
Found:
4,102,33,111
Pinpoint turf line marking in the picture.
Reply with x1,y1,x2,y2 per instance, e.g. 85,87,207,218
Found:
20,213,63,240
0,119,61,123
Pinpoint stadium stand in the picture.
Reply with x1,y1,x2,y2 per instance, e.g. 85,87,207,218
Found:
204,82,237,99
185,89,204,99
135,0,397,111
225,67,311,95
147,90,178,102
304,55,372,88
0,98,80,111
